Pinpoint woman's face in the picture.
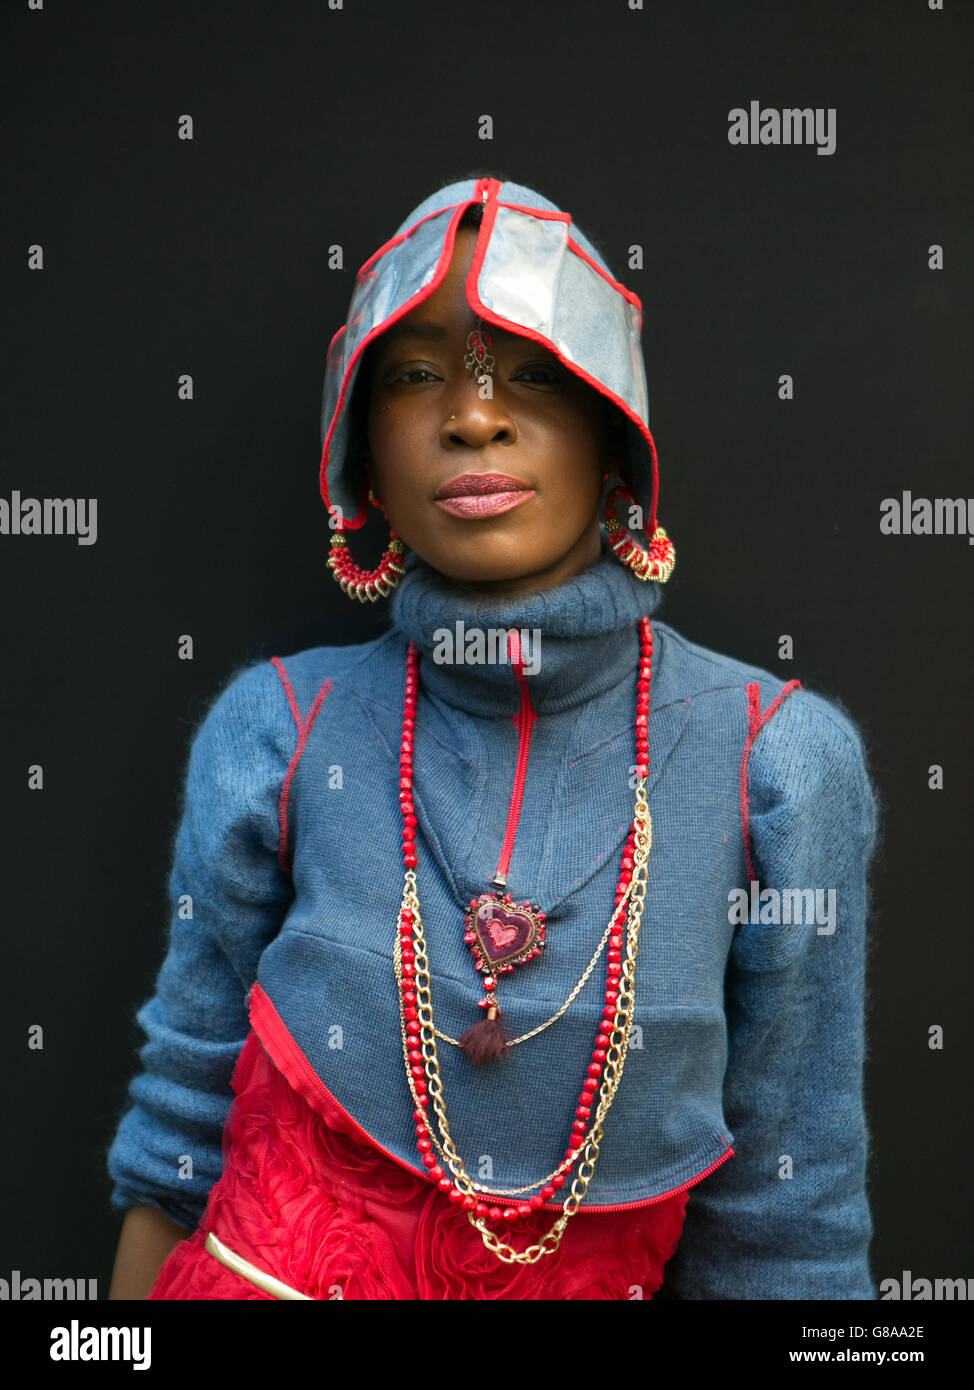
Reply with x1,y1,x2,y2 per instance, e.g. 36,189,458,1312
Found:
366,227,615,596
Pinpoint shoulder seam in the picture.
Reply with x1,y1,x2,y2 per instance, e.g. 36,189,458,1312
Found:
739,678,803,885
270,656,333,874
270,655,304,735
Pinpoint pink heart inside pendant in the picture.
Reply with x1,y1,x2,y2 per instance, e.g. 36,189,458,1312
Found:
463,891,547,973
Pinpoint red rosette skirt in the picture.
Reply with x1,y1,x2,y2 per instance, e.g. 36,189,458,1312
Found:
148,1029,688,1301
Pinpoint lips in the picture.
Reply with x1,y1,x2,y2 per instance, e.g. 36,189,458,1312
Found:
433,471,536,520
435,472,532,499
434,491,535,519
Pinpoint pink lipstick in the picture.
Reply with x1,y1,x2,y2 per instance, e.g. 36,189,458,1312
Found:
433,471,535,519
434,490,535,518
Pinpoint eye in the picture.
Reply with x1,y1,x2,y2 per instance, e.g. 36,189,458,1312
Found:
513,362,566,386
386,363,441,386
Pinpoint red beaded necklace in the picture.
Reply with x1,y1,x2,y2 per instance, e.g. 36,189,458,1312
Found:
394,617,655,1255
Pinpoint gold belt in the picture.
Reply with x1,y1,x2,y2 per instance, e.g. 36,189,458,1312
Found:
204,1231,312,1300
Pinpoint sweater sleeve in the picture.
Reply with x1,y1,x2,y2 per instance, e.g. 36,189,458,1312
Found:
104,659,296,1231
663,686,881,1300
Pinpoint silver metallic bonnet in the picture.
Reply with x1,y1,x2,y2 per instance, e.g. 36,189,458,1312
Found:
319,175,662,537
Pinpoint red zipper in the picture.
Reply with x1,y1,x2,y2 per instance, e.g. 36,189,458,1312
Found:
248,981,734,1213
493,630,538,884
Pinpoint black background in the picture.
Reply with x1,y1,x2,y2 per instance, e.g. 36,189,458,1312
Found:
2,0,971,1300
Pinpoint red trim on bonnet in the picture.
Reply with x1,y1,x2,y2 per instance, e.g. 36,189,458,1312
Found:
356,198,475,278
491,199,646,316
464,183,660,535
247,979,734,1213
495,200,571,223
739,679,803,885
567,234,644,317
319,184,489,530
321,176,660,534
319,198,481,379
270,658,333,874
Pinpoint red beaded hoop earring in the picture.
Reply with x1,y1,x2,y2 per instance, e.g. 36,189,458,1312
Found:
327,465,409,603
600,463,676,583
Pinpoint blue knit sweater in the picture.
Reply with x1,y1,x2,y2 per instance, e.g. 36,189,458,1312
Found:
105,537,880,1300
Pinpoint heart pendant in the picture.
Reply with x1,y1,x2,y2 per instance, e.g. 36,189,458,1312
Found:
463,891,547,973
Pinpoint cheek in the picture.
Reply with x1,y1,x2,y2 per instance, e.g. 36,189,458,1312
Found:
366,399,391,448
365,401,402,485
565,389,610,449
368,392,426,459
560,408,610,489
365,435,425,516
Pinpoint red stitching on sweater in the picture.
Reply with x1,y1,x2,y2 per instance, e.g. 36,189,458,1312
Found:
270,656,303,734
271,659,333,874
739,679,803,884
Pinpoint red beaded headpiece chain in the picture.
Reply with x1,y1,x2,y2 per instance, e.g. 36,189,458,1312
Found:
393,616,656,1265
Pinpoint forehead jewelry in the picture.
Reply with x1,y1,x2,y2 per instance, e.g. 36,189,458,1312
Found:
464,318,495,382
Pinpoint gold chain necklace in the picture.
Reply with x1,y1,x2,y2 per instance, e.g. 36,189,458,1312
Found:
394,779,651,1264
394,874,637,1199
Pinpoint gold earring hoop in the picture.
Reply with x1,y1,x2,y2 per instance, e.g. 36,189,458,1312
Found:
327,465,408,602
600,463,675,583
328,528,407,602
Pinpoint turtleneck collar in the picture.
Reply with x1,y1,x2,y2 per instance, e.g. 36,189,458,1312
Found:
388,532,665,717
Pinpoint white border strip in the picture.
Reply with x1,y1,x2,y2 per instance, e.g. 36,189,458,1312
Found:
204,1230,312,1301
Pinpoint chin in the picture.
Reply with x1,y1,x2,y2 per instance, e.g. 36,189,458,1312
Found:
430,558,535,586
404,515,601,589
420,538,561,586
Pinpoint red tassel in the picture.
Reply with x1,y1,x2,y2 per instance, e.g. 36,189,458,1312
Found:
459,1011,510,1066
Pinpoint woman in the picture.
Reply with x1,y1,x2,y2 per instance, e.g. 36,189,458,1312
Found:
106,174,879,1300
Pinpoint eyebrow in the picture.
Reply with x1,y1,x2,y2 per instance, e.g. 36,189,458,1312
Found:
376,317,522,349
380,319,448,344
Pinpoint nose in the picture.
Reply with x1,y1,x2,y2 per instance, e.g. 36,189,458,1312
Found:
439,378,518,450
